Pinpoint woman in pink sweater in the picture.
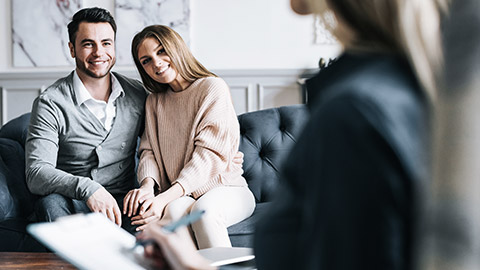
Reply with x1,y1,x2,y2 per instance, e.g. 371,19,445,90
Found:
123,25,255,248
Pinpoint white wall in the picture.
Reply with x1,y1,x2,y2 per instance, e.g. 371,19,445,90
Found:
0,0,340,72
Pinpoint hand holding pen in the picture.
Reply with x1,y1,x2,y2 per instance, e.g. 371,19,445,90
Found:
133,210,205,249
134,210,215,270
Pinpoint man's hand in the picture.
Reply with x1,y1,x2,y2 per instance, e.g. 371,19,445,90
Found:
86,187,122,226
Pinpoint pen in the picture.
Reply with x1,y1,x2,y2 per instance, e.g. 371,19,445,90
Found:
162,209,205,233
132,210,205,249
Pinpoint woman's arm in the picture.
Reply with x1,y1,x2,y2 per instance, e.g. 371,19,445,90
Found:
124,95,165,217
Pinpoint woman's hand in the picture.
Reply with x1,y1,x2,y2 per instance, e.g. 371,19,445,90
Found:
132,183,185,231
131,194,170,231
138,224,215,270
123,177,156,217
233,151,244,167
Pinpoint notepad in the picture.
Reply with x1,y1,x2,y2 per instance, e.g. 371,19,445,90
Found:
198,247,255,267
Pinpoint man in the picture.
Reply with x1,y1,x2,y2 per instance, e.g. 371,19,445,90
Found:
25,7,147,233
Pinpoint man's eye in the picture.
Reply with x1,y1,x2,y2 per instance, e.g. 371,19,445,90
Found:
103,42,112,46
84,43,93,47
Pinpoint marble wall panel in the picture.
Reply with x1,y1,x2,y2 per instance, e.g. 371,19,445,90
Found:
12,0,81,67
115,0,190,65
12,0,190,67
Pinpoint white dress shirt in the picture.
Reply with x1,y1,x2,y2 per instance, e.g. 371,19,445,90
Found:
73,71,124,131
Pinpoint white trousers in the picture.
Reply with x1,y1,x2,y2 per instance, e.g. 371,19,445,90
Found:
162,186,255,249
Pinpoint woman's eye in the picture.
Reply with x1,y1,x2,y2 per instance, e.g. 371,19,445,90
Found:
141,58,151,65
158,48,166,55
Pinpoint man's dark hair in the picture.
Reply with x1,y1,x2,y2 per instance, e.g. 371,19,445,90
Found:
67,7,117,44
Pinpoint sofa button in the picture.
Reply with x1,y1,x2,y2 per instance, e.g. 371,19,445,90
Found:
121,142,126,149
97,145,102,151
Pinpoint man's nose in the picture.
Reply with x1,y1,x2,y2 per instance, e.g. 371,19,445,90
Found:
92,45,105,56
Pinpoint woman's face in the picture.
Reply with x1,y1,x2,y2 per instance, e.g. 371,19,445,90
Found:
290,0,328,15
137,37,187,91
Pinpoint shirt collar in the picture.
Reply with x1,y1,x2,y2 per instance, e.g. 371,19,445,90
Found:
73,71,125,105
109,73,125,103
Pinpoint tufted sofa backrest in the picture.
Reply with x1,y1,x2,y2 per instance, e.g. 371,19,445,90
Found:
238,105,309,203
0,105,309,211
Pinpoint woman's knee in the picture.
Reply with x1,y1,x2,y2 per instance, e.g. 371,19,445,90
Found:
163,196,195,221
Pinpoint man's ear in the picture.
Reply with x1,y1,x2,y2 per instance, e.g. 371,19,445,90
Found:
68,42,75,58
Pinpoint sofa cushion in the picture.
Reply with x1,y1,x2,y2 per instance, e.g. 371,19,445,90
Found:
228,202,271,247
238,105,308,203
0,219,45,252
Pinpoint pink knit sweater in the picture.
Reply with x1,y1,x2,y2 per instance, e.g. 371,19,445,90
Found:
137,77,247,199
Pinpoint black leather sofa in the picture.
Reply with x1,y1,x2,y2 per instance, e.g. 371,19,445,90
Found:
0,105,308,251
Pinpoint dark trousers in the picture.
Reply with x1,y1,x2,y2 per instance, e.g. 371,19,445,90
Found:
34,193,138,235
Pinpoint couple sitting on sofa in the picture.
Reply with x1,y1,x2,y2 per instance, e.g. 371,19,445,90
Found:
26,7,254,249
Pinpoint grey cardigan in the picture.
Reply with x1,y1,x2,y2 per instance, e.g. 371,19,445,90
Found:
25,72,147,200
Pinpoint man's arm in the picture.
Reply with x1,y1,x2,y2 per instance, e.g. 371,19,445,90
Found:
26,95,122,225
25,96,102,200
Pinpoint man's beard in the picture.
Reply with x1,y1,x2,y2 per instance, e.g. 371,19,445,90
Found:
75,58,116,79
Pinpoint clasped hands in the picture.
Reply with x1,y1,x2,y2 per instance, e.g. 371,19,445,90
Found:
123,177,170,231
87,151,244,229
85,178,168,230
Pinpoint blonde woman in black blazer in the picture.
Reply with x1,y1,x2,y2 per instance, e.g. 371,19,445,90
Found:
134,0,444,269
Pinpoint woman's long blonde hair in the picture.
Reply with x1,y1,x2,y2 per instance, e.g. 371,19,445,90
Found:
308,0,445,99
131,25,216,93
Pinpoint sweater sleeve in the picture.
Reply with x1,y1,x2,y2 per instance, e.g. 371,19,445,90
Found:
137,95,169,192
25,96,102,200
174,80,240,195
137,128,161,186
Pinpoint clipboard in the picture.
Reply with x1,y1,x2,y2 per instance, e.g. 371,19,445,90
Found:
28,212,255,269
27,213,156,270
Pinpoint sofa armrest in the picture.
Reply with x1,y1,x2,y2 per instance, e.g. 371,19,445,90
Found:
0,113,31,148
0,138,36,221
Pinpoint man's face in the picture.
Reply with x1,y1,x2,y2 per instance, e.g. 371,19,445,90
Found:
68,22,116,79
